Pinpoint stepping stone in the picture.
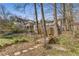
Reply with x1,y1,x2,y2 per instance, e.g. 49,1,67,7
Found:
14,52,21,56
34,44,41,48
5,55,10,56
33,45,39,48
37,44,41,47
47,55,50,56
29,48,34,50
53,46,67,51
22,50,28,53
57,47,67,51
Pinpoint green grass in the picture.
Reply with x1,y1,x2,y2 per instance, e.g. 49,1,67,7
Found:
58,34,73,46
0,34,33,47
41,33,79,56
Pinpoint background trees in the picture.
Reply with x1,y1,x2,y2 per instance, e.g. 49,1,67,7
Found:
0,3,78,40
53,3,60,37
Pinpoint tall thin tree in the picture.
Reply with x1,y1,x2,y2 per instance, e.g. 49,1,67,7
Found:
40,3,47,47
62,3,68,31
34,3,39,34
69,4,75,37
53,3,59,36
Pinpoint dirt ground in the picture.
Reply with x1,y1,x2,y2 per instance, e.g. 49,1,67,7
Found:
0,40,49,56
0,41,68,56
0,33,79,56
0,42,36,56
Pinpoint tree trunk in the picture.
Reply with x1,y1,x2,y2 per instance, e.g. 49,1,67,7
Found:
0,5,7,20
69,4,74,31
69,4,75,37
34,3,39,34
53,3,59,37
62,3,68,31
40,3,47,48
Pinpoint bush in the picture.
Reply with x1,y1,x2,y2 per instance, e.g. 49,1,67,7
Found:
58,34,73,45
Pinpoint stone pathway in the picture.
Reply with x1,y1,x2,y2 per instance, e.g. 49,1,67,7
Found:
0,37,68,56
6,44,42,56
3,44,68,56
15,44,41,56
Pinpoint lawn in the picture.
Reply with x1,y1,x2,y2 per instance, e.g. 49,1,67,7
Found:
0,33,33,47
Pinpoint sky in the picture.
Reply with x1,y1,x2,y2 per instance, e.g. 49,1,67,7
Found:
0,3,56,21
0,3,79,21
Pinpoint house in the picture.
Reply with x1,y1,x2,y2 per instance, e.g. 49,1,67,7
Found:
12,16,34,33
33,20,61,35
74,21,79,31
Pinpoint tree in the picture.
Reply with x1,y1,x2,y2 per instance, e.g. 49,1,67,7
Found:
0,4,14,32
0,4,11,20
40,3,47,47
53,3,59,37
61,3,69,31
68,4,75,37
69,4,74,31
34,3,39,34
